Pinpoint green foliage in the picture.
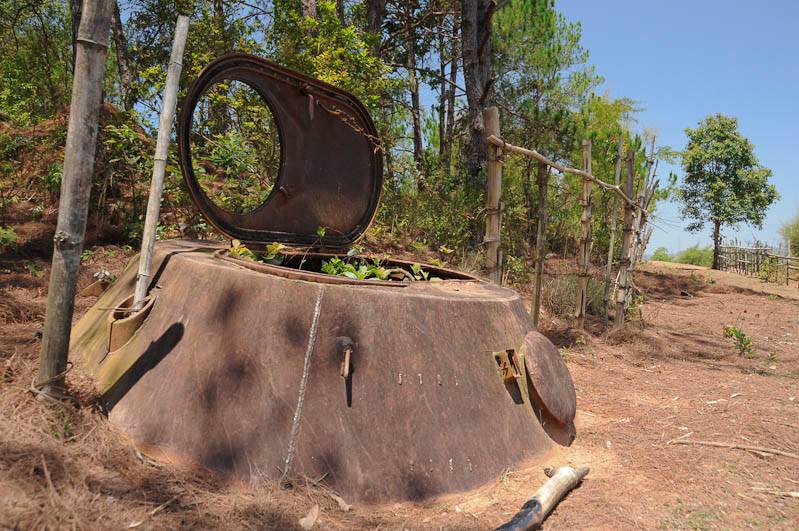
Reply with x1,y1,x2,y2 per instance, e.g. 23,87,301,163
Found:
24,260,43,277
321,256,390,280
723,324,754,357
189,80,280,214
675,244,714,267
779,210,799,256
269,0,394,112
678,114,779,266
650,247,672,262
0,226,17,249
0,0,73,125
229,239,286,265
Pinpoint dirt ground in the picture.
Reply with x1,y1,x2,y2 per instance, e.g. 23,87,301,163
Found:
1,207,797,529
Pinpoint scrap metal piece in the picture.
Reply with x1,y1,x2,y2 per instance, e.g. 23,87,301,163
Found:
177,54,383,250
523,332,577,425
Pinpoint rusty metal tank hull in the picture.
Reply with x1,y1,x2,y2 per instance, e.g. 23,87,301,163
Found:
71,240,574,502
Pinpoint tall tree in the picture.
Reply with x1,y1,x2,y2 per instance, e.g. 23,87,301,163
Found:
678,113,779,269
112,0,135,110
492,0,599,243
460,0,494,190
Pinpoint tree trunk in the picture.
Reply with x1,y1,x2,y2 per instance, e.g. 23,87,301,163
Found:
301,0,317,20
69,0,82,72
532,160,549,327
437,21,447,163
367,0,385,34
602,134,623,331
112,0,135,111
576,140,592,329
614,149,635,331
522,159,534,242
461,0,494,190
441,20,459,172
335,0,345,24
38,0,112,397
713,219,721,269
405,8,424,177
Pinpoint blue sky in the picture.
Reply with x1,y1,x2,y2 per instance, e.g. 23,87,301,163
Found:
557,0,799,254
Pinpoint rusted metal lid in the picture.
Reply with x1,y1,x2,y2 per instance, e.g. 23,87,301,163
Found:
177,54,383,249
523,331,577,425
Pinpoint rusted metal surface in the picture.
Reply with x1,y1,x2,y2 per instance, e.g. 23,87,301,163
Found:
70,241,576,503
523,331,577,426
107,293,156,352
177,54,383,249
69,59,579,503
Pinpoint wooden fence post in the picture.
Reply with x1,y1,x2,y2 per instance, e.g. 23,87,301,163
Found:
576,140,592,329
602,134,623,332
485,106,502,284
614,149,635,330
37,0,113,397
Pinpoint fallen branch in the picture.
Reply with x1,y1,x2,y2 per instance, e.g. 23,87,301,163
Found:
668,439,799,459
750,487,799,498
128,494,181,528
495,465,590,530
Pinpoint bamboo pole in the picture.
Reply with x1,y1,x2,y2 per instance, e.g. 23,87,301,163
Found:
602,134,623,332
37,0,113,397
614,149,635,331
575,140,592,329
486,135,644,211
532,160,549,327
133,15,190,309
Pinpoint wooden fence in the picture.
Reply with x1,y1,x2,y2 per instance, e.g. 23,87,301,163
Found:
718,245,798,288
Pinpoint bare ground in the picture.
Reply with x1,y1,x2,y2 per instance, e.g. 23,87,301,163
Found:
1,209,797,529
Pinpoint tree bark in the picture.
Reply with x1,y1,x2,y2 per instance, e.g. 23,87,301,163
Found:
112,0,135,111
532,160,548,327
614,149,635,331
69,0,82,73
441,19,459,172
301,0,317,20
576,140,592,329
602,134,623,331
38,0,112,397
367,0,386,39
405,6,424,177
335,0,345,24
461,0,494,190
713,219,721,269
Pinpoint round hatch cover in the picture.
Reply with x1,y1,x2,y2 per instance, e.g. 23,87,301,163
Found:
177,54,383,249
523,331,577,425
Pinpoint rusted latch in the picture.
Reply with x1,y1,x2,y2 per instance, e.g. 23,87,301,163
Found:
341,345,352,379
494,349,523,384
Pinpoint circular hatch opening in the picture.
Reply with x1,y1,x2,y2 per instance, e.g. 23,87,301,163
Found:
189,79,281,215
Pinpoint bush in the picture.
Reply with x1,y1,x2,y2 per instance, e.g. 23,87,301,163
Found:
542,274,605,317
650,247,672,261
675,243,713,267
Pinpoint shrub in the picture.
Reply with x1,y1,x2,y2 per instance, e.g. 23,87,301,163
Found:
675,243,713,267
650,247,672,261
542,274,605,317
